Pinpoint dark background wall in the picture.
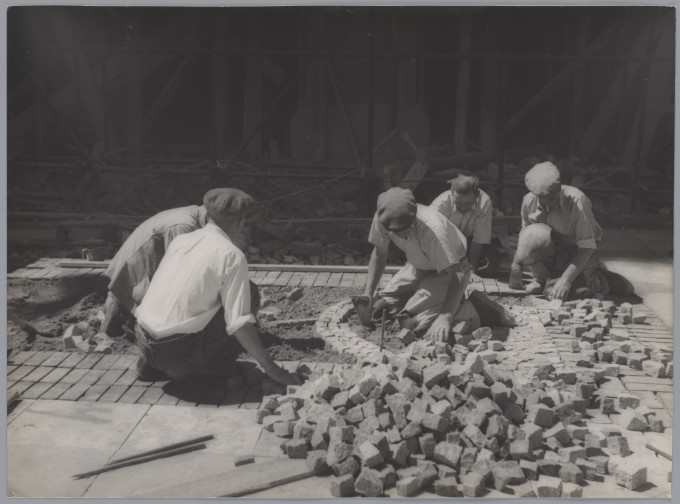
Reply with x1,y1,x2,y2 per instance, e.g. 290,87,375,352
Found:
6,6,675,221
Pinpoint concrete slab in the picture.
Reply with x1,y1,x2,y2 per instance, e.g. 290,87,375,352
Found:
115,404,262,457
7,400,149,451
7,444,114,498
84,452,239,498
7,398,34,425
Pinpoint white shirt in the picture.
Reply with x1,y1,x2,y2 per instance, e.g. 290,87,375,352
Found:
521,185,602,249
429,189,493,244
135,223,256,338
368,204,467,272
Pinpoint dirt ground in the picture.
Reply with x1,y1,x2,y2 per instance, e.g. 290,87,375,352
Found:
7,279,366,364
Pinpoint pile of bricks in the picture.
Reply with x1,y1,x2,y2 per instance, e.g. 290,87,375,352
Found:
254,310,654,497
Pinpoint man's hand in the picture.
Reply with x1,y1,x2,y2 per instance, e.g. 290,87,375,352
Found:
508,262,524,290
352,296,373,326
549,276,573,301
426,315,451,343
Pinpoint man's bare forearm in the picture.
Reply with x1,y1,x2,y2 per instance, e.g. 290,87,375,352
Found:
365,247,388,300
561,248,595,282
234,323,287,379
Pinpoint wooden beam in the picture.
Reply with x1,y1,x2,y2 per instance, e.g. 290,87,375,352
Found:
637,20,674,170
503,24,616,136
243,16,262,159
579,24,652,160
568,15,588,156
479,13,500,151
143,32,206,136
453,15,473,155
214,14,227,161
48,10,119,149
124,12,143,158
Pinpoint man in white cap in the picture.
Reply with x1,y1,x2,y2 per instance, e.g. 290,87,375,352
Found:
132,188,300,386
430,174,498,281
101,199,210,337
510,161,634,300
359,187,514,343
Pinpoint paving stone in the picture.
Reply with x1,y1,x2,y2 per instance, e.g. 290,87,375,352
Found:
330,474,355,497
78,384,109,402
561,482,583,497
433,442,462,468
354,468,383,497
23,366,53,383
20,382,54,400
612,457,648,490
434,476,461,496
117,385,147,404
533,475,563,497
97,385,129,403
491,460,526,490
39,367,72,383
40,352,71,367
461,471,485,497
39,382,72,400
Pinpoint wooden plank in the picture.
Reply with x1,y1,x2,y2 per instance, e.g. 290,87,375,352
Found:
56,258,402,274
137,458,314,498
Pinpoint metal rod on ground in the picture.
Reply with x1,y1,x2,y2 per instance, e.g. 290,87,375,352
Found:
646,442,672,461
72,443,208,479
379,308,386,352
107,434,215,465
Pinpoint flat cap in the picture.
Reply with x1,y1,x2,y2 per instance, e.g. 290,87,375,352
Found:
376,187,417,230
203,188,255,220
525,161,561,196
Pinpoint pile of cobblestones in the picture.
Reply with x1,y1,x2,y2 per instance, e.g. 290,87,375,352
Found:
255,298,664,497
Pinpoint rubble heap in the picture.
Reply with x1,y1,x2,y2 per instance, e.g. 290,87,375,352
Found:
255,299,664,497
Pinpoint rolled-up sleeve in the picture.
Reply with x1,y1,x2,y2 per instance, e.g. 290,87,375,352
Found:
572,195,599,249
220,252,257,334
368,212,390,250
472,195,492,245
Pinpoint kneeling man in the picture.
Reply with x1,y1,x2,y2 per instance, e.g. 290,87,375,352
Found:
133,188,299,386
360,188,513,343
510,161,634,300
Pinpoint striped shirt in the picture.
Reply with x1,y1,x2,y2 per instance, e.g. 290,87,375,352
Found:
368,204,468,272
430,188,493,244
521,185,602,249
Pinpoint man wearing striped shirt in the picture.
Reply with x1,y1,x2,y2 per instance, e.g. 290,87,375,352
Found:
510,161,634,300
430,174,496,281
360,188,513,342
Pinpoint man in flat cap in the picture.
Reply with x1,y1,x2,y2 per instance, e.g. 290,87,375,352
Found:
132,188,299,386
101,196,212,338
359,187,514,343
510,161,634,300
430,174,499,281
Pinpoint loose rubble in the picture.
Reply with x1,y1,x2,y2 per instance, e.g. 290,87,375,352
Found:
255,298,669,496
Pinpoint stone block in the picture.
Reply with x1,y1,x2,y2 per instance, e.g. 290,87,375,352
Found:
358,441,384,468
559,446,586,463
642,360,666,378
535,475,563,497
434,476,461,496
418,433,436,458
388,441,409,467
433,442,463,468
559,462,584,484
520,459,538,480
462,471,485,497
491,460,526,490
400,421,422,439
615,409,648,431
561,482,583,497
326,440,354,466
285,439,309,459
521,423,543,450
612,457,647,490
537,459,561,477
330,474,355,497
354,468,384,497
606,435,631,456
509,440,532,461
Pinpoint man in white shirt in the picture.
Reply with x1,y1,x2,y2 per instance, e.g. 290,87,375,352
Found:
133,188,299,386
430,174,498,281
101,201,210,337
359,188,514,343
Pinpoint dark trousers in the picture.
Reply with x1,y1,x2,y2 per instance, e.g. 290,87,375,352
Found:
135,281,260,381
